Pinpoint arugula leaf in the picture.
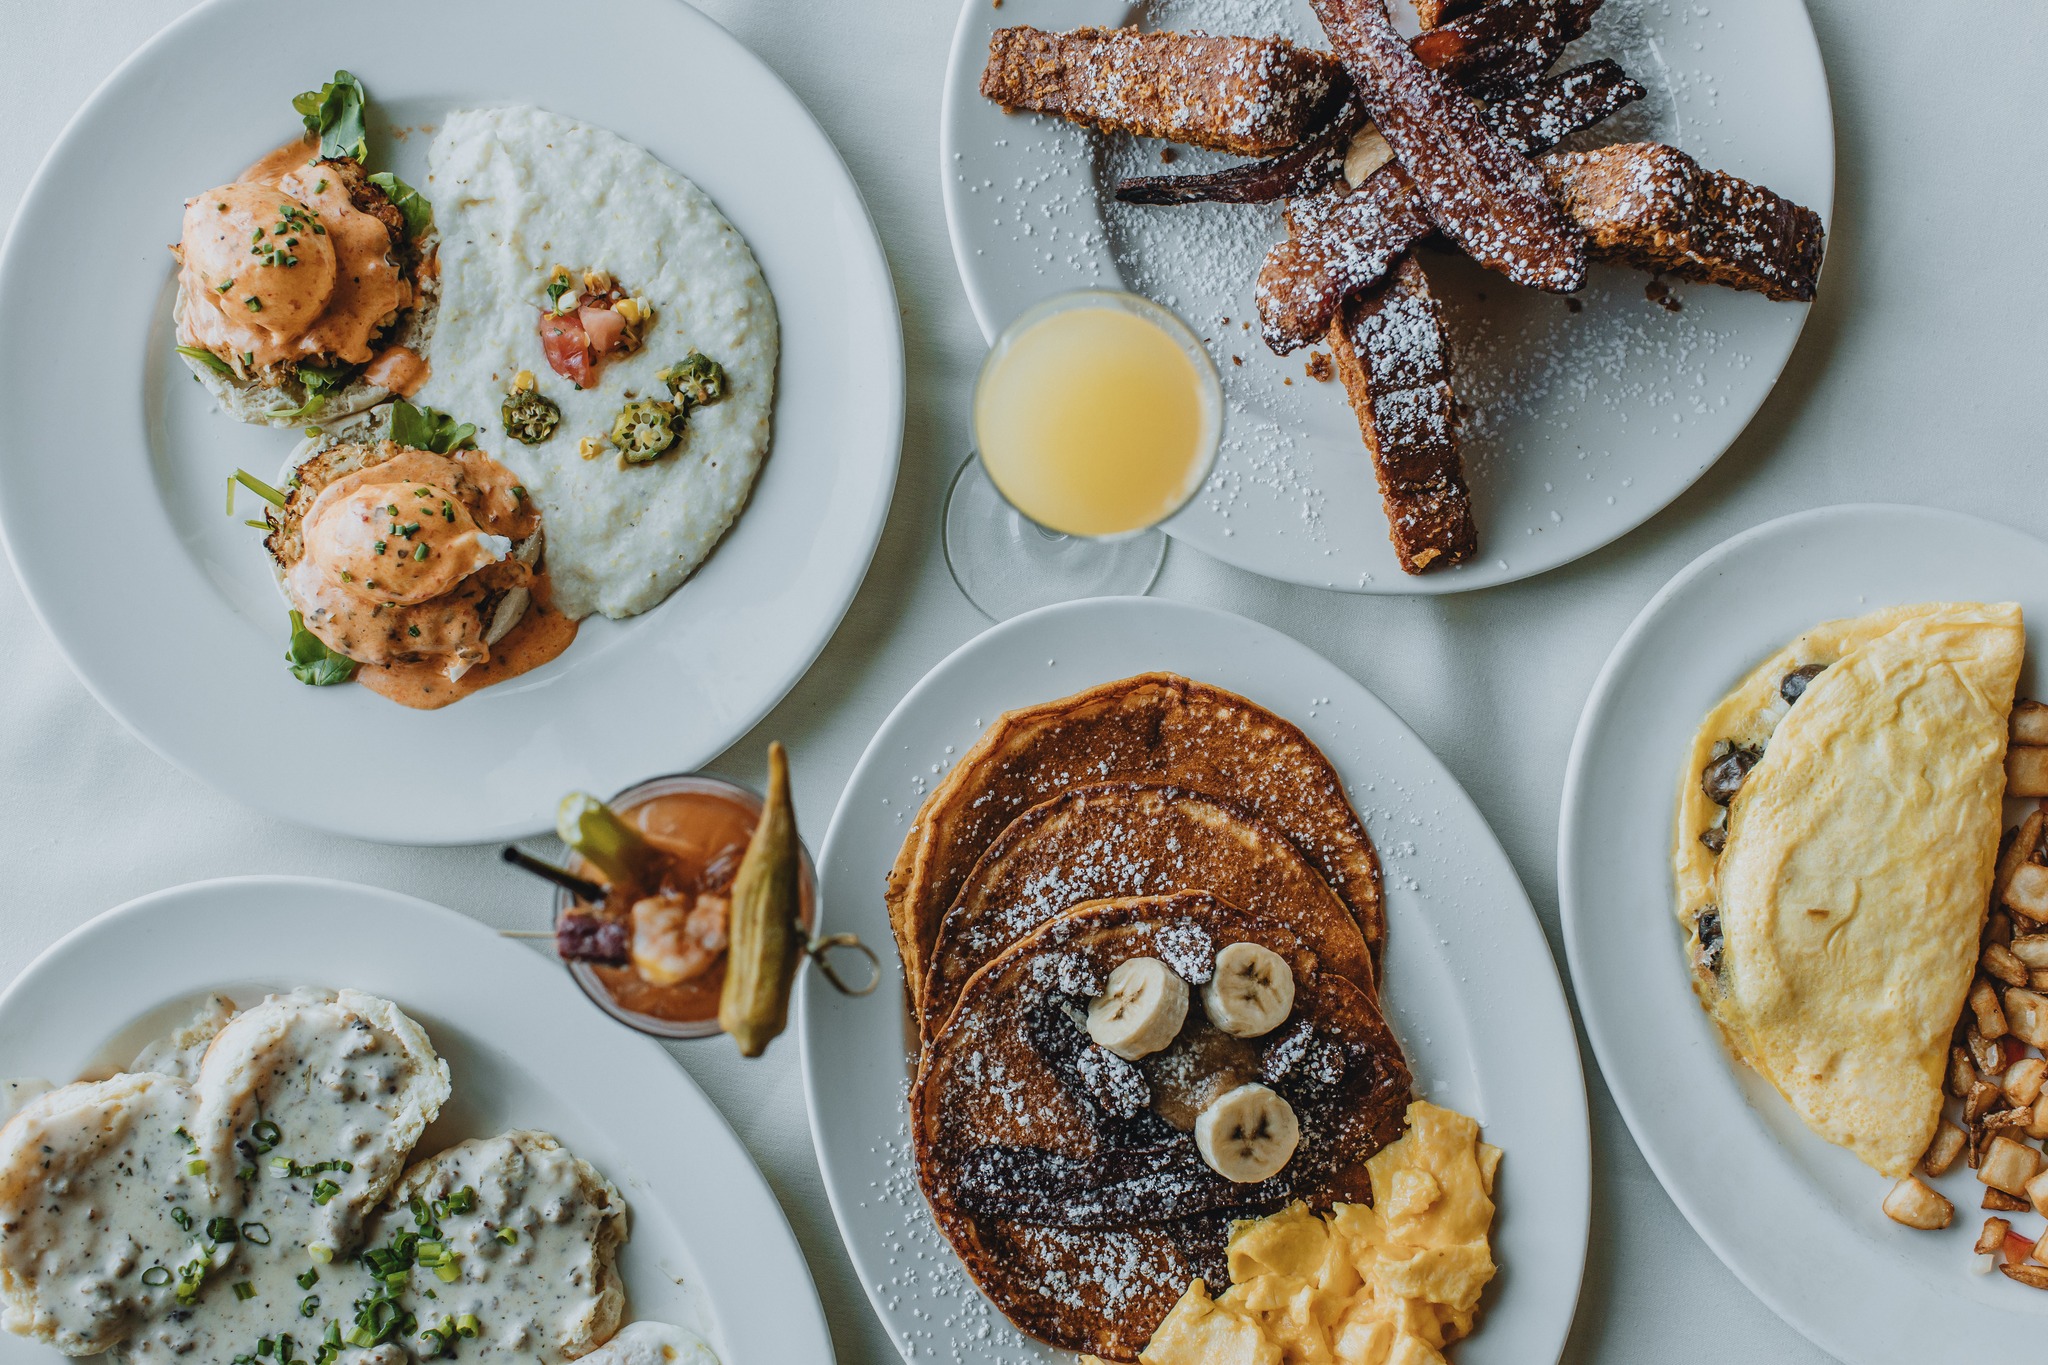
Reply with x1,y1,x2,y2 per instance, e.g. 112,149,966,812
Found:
388,401,476,454
367,172,433,241
294,361,358,396
286,611,358,687
175,344,234,377
291,71,368,162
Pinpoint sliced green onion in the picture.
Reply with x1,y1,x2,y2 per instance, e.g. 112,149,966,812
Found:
241,1221,272,1245
234,470,288,511
455,1314,480,1338
299,1295,318,1317
233,1281,256,1301
142,1266,172,1286
494,1227,517,1245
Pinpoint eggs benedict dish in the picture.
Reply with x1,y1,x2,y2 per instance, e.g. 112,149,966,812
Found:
171,72,436,428
263,423,575,708
1674,602,2025,1177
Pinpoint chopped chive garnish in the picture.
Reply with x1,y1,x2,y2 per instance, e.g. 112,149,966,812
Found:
188,1158,208,1174
455,1314,480,1338
296,1268,319,1290
374,539,387,555
234,1281,256,1301
207,1216,238,1242
246,297,263,312
407,625,421,638
244,519,269,529
300,1295,319,1317
241,1222,271,1245
237,1163,257,1181
172,1208,193,1231
311,1178,340,1205
494,1228,517,1245
233,470,288,510
142,1266,172,1286
412,543,428,561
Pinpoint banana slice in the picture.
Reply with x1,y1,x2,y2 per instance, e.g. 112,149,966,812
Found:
1193,1082,1299,1182
1202,942,1295,1038
1086,957,1189,1061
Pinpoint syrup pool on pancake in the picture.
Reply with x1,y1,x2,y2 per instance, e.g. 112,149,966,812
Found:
235,402,576,709
171,71,437,428
408,104,778,622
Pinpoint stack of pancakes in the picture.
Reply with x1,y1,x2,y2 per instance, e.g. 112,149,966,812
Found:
895,674,1413,1361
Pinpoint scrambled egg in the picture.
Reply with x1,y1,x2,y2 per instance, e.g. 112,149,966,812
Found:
1139,1102,1499,1365
1674,602,2025,1176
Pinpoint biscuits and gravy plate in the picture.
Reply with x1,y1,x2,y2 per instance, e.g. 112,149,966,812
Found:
939,0,1832,593
0,876,831,1365
799,596,1590,1363
0,0,900,842
1561,504,2048,1362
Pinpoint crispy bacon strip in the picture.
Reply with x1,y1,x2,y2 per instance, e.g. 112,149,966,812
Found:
1309,0,1586,293
1114,97,1367,206
1257,61,1643,351
1415,0,1605,98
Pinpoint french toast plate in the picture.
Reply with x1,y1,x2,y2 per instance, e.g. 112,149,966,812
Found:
800,597,1590,1363
1560,505,2048,1362
0,0,901,843
939,0,1832,593
0,876,832,1365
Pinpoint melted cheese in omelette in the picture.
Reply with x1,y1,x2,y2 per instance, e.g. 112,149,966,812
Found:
1140,1102,1499,1365
1674,602,2025,1177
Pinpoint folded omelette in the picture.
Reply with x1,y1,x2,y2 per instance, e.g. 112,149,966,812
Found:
1674,602,2025,1177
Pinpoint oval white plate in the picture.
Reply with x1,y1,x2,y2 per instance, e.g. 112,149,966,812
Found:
939,0,1831,593
798,596,1589,1363
1560,505,2048,1362
0,876,832,1365
0,0,901,844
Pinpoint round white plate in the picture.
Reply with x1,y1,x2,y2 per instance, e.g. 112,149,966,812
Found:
939,0,1831,593
1559,504,2048,1362
0,876,832,1365
0,0,901,844
798,596,1589,1363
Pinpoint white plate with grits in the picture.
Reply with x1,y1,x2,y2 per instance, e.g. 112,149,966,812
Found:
1560,505,2048,1363
0,875,832,1365
0,0,900,843
939,0,1832,593
799,597,1591,1364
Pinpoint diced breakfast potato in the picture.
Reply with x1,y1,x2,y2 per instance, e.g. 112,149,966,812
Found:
2008,1057,2048,1108
1923,1119,1969,1176
1980,1135,2046,1196
1883,1175,1954,1230
1984,1187,2029,1212
2006,988,2048,1050
1991,909,2016,946
2015,702,2048,747
1978,1216,2014,1254
2029,1168,2048,1218
1952,1047,1982,1099
1969,1024,2005,1074
2030,1093,2048,1142
2008,865,2048,922
2010,748,2048,799
1973,980,2011,1039
1986,941,2031,987
1968,1079,2005,1123
2013,934,2048,969
1998,810,2048,903
2000,1261,2048,1289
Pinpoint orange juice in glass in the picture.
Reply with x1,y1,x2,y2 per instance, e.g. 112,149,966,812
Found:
945,290,1222,618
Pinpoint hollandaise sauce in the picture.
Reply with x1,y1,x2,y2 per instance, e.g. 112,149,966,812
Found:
972,294,1220,538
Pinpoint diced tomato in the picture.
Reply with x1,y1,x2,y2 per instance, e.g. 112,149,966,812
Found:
537,309,593,388
580,304,626,355
2003,1035,2031,1069
2008,1228,2042,1264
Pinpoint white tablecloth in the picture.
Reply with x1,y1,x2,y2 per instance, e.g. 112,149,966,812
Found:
3,2,2037,1361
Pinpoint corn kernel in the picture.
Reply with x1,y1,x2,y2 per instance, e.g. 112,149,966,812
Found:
578,437,604,460
583,269,610,293
512,370,535,392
